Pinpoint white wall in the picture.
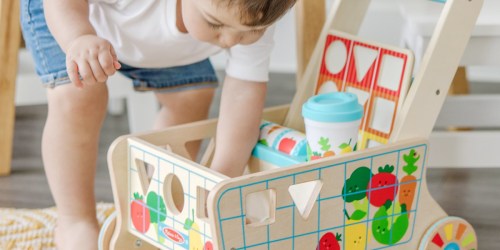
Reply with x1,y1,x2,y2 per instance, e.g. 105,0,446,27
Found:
211,0,404,73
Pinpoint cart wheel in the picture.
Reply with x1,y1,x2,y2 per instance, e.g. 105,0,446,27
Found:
419,216,477,250
98,211,117,250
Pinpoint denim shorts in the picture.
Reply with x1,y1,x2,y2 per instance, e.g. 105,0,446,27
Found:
20,0,218,92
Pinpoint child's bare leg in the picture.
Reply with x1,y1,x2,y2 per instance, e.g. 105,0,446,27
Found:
43,83,108,250
154,86,215,159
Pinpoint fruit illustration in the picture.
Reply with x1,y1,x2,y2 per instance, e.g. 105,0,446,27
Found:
367,165,398,207
130,192,151,233
307,144,322,161
146,191,167,241
278,137,297,154
339,138,353,154
203,241,213,250
186,209,203,250
316,232,341,250
311,154,322,160
344,214,368,250
399,149,420,213
345,225,368,250
318,137,335,157
372,200,409,245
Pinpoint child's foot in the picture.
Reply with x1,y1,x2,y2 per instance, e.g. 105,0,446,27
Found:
55,217,99,250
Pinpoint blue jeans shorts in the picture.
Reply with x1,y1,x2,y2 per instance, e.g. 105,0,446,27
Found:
20,0,218,92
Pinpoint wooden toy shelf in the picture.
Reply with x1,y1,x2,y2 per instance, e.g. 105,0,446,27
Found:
98,0,484,249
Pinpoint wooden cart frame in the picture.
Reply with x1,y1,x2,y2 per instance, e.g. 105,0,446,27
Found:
98,0,483,249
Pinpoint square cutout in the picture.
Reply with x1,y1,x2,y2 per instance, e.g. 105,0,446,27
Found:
245,189,277,227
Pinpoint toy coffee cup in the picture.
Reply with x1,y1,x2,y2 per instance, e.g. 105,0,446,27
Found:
302,92,363,161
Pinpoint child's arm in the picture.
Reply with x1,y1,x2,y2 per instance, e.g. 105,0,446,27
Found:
210,76,267,178
44,0,120,88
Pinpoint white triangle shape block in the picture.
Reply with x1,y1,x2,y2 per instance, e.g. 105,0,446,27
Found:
288,180,323,220
354,45,378,82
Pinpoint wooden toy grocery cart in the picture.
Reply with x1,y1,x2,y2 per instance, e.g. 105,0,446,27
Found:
98,0,483,249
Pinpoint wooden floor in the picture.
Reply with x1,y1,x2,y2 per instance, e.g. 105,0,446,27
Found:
1,73,499,248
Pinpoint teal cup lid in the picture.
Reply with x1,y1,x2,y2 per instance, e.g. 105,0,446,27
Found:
302,92,363,122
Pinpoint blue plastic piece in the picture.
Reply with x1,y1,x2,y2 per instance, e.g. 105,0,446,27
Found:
252,144,306,167
302,92,363,123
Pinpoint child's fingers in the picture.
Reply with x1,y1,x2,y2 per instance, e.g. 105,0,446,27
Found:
66,60,83,88
98,51,117,76
114,60,122,70
109,46,121,69
89,58,108,83
77,60,97,86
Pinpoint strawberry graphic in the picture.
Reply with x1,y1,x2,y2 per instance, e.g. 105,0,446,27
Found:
317,232,341,250
130,192,150,233
307,144,322,161
204,241,213,250
367,165,398,207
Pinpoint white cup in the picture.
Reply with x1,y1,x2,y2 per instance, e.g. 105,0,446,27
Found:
302,92,363,160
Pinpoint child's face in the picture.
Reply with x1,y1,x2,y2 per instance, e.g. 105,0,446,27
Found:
182,0,270,48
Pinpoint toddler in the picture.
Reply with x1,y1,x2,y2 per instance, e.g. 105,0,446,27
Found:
21,0,296,248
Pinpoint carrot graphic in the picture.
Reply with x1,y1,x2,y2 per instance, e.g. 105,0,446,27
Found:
399,149,420,216
318,137,335,157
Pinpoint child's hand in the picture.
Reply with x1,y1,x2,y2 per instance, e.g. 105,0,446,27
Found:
65,34,121,88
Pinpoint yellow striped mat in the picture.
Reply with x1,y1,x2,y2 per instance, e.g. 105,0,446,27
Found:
0,203,115,250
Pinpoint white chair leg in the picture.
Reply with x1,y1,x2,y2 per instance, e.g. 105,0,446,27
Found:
126,91,158,133
107,73,158,133
107,98,126,116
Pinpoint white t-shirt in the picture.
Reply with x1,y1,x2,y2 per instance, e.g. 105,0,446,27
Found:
88,0,275,82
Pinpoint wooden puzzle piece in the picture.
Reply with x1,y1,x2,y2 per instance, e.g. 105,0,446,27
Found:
315,31,414,150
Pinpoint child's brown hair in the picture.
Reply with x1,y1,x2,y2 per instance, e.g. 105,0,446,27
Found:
220,0,297,27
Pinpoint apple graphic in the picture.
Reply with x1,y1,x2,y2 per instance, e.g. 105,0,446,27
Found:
278,137,296,154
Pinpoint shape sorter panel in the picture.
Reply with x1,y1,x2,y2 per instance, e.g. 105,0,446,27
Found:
315,31,414,150
128,138,227,250
211,140,427,250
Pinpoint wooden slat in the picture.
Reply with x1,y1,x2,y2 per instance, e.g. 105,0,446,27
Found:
0,0,21,176
295,0,325,83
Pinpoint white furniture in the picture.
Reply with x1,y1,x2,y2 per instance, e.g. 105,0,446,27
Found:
399,0,500,167
15,49,158,133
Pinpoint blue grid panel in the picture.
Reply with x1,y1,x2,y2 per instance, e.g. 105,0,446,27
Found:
216,144,427,250
128,144,219,249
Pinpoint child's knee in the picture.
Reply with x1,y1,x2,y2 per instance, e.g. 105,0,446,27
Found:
47,84,109,117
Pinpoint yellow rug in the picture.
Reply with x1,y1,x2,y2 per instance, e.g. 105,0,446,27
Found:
0,203,115,250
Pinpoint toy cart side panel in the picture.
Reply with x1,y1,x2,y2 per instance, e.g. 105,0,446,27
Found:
127,137,227,249
106,118,223,249
208,139,446,250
